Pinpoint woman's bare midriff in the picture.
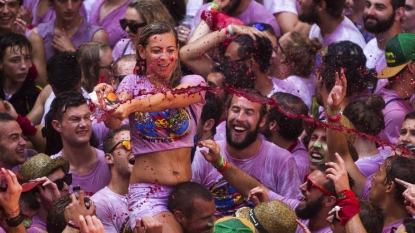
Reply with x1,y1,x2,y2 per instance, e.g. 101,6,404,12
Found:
130,147,192,186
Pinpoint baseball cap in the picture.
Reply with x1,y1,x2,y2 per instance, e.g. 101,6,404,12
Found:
378,33,415,79
214,217,255,233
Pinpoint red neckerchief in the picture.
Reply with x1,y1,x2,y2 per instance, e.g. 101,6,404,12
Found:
287,139,299,152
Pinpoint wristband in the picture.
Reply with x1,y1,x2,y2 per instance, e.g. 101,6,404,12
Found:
227,24,234,36
336,190,360,226
209,2,221,11
5,212,23,227
5,207,20,219
217,160,229,173
326,112,341,124
16,114,37,136
214,156,225,169
326,104,341,115
67,220,80,230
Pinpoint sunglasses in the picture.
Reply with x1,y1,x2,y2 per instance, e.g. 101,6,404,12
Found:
53,173,72,190
276,36,287,56
305,174,332,196
120,18,147,34
109,140,131,153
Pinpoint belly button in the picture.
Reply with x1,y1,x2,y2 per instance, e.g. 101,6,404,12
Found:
173,170,179,175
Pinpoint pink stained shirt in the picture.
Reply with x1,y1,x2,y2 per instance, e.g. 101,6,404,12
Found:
192,140,302,216
89,0,130,48
50,148,112,196
355,146,391,178
116,74,206,156
272,75,315,111
91,186,129,232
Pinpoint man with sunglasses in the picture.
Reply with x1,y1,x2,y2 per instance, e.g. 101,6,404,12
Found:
18,153,71,232
104,54,136,93
91,125,133,232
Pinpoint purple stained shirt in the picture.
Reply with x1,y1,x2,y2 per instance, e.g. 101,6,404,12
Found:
309,17,366,48
377,88,413,144
355,146,391,178
116,74,206,156
268,191,332,233
37,18,103,61
290,139,310,181
51,148,111,196
272,75,315,111
89,0,130,48
23,0,87,26
112,38,135,61
192,139,302,216
91,186,129,232
191,1,281,38
26,214,46,233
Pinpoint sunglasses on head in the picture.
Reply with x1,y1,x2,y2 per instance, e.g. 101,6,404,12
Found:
109,140,131,153
304,174,333,196
119,18,147,34
53,173,72,190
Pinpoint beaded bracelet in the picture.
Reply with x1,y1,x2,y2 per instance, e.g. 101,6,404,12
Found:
326,105,341,115
67,220,80,230
5,212,24,227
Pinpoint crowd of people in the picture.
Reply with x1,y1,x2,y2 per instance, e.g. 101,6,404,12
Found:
2,0,415,231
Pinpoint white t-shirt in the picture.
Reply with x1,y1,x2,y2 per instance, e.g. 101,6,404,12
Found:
309,17,366,48
364,38,389,93
272,75,315,111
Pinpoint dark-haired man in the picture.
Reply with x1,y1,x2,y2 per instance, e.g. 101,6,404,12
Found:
363,0,405,93
50,91,111,196
91,125,132,232
260,92,309,179
192,94,301,216
298,0,366,47
168,182,216,233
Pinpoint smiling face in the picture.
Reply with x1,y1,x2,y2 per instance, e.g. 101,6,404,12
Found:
308,127,328,172
0,45,31,84
225,95,265,150
138,32,178,83
398,118,415,146
0,120,27,169
296,170,327,219
0,0,19,30
363,0,396,34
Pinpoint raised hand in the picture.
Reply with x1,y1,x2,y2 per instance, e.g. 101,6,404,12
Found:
326,68,347,112
325,153,351,192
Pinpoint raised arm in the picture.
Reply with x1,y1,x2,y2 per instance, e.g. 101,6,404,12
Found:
26,84,52,125
326,70,367,198
197,139,264,197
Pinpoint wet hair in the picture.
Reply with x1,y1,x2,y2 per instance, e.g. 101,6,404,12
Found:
113,54,136,75
47,51,82,95
0,112,15,123
232,35,272,73
168,182,213,218
76,42,111,93
315,164,355,196
19,191,40,215
200,92,223,136
267,92,308,141
404,111,415,121
358,200,385,233
313,0,345,18
136,21,182,88
103,125,131,154
0,31,32,62
46,195,72,233
391,0,405,10
221,61,255,100
343,95,385,136
320,41,370,96
402,219,415,233
226,90,268,122
284,32,322,77
383,156,415,204
128,0,175,27
50,91,88,122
